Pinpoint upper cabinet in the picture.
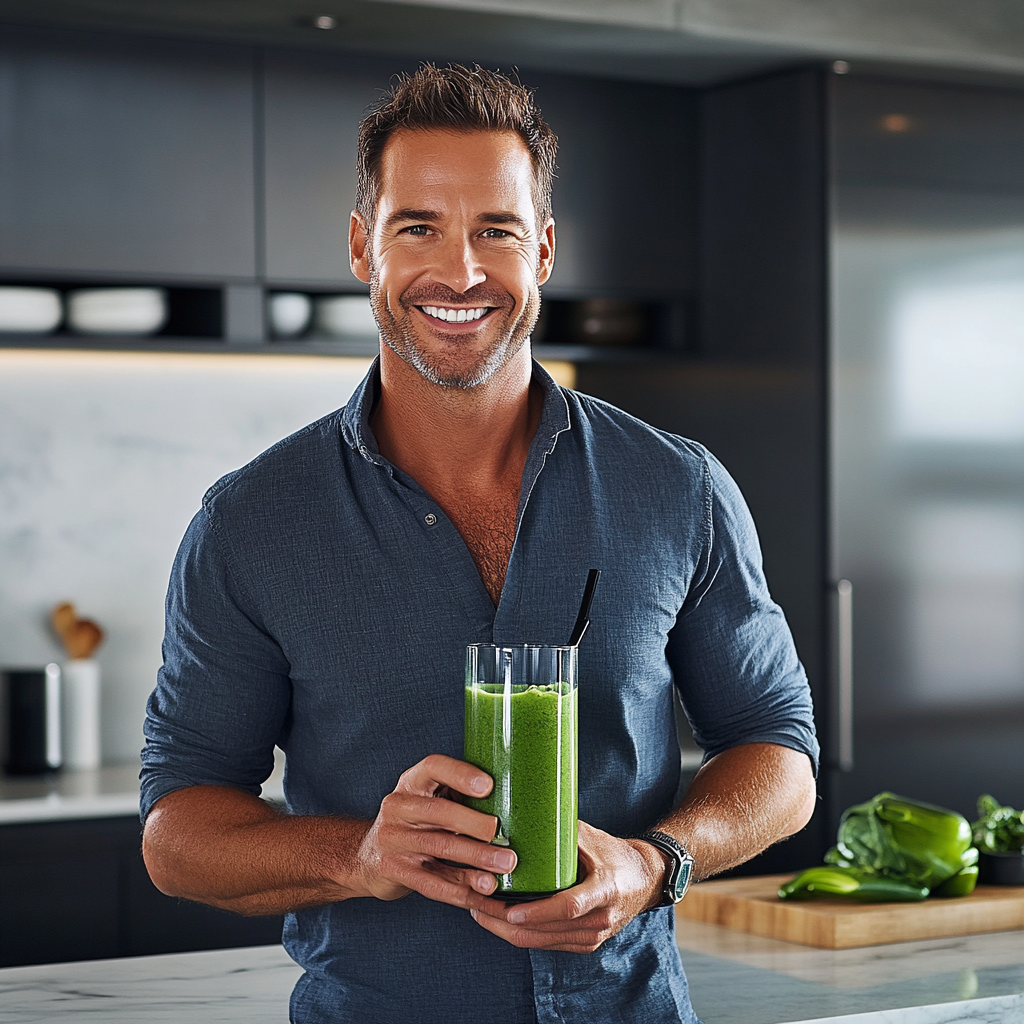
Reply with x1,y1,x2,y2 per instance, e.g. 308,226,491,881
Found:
261,52,401,287
0,28,257,280
260,57,698,301
528,73,697,299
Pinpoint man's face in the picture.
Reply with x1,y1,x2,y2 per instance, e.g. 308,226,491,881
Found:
349,129,555,389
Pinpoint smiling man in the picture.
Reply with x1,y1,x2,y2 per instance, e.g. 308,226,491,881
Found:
141,65,818,1024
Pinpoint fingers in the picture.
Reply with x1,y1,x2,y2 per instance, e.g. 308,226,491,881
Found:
469,902,617,953
396,754,493,800
466,820,657,952
381,790,498,844
357,755,513,908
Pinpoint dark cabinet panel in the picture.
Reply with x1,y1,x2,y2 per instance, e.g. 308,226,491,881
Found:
0,820,123,966
0,27,257,279
0,817,282,967
699,70,826,365
530,72,698,299
262,51,403,285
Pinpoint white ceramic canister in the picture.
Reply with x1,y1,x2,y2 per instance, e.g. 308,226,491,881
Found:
312,295,378,338
66,288,168,336
268,292,313,338
61,658,101,770
0,286,63,333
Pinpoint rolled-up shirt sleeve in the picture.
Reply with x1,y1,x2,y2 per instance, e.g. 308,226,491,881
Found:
140,506,292,821
667,450,819,775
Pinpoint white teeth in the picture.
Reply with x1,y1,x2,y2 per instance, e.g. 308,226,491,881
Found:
420,306,488,323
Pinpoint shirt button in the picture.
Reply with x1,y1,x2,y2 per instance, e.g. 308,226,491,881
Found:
424,513,437,526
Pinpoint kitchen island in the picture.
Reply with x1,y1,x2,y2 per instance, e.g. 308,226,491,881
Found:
1,919,1020,1023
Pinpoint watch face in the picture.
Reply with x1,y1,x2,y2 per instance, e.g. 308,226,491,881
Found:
671,858,693,902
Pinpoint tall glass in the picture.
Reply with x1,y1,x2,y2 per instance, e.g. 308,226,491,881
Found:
464,644,578,900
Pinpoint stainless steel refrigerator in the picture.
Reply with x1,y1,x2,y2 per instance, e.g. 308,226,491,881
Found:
830,75,1024,822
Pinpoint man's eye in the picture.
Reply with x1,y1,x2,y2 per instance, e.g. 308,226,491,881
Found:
401,225,431,236
482,228,512,239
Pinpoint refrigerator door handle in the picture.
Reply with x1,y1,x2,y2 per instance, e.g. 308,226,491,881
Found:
836,579,854,771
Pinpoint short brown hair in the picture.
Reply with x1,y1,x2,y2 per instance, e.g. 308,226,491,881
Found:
356,63,558,226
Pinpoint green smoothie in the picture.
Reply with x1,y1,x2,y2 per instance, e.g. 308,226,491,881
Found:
464,682,578,896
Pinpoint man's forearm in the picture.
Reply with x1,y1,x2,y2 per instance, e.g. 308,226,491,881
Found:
658,742,817,881
143,785,373,916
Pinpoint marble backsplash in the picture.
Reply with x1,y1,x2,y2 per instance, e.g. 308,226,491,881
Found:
0,349,372,763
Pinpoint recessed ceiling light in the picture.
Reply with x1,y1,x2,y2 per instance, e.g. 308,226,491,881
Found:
312,15,337,30
832,60,850,74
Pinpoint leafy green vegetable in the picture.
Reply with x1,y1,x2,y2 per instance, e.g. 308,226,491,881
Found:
971,795,1024,854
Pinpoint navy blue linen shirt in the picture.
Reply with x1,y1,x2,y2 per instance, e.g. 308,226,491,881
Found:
142,359,818,1024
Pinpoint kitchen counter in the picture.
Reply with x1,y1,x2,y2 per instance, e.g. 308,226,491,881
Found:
0,921,1020,1023
0,752,286,824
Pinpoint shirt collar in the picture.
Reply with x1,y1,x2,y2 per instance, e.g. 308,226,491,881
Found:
340,356,572,464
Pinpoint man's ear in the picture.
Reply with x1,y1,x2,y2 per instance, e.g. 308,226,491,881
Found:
350,210,371,284
537,218,556,286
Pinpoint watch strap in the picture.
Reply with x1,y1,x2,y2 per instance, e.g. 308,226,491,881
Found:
635,829,695,907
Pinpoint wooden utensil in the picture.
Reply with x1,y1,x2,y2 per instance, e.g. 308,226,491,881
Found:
51,602,105,660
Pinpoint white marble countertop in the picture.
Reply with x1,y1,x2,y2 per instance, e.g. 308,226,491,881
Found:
1,922,1020,1023
676,919,1024,1023
0,752,286,824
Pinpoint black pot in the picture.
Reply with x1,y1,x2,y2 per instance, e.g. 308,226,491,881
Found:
978,851,1024,886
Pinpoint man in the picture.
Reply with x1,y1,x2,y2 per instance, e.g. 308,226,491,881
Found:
142,64,818,1023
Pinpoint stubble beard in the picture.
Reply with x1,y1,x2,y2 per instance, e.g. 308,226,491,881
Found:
367,252,541,390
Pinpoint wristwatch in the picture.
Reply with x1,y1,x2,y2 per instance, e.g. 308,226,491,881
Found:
635,830,695,907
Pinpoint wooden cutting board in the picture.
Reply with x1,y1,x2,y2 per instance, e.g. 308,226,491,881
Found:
677,874,1024,949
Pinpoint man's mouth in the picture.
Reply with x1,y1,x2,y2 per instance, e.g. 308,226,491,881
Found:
418,305,493,324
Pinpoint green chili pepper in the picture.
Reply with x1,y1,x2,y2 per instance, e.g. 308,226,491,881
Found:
932,864,979,898
971,795,1024,854
779,865,928,902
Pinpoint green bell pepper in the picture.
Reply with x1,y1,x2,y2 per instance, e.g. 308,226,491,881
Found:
833,792,975,891
779,865,928,902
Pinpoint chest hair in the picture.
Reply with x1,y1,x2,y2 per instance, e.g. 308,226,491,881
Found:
442,488,520,606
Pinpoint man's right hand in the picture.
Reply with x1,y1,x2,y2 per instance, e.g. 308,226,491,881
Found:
356,754,517,907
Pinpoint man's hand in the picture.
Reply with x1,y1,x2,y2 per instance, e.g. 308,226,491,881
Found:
466,821,663,953
356,754,518,907
143,754,515,917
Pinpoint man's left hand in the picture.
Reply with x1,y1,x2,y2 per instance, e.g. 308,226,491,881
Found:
467,820,665,953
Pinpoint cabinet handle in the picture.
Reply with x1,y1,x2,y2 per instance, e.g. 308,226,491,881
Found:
836,579,854,772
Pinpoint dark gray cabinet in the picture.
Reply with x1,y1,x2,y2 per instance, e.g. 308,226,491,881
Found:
531,72,697,302
262,51,402,286
0,27,257,280
0,817,283,967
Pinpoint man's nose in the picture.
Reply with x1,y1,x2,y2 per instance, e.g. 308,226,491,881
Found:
431,232,487,295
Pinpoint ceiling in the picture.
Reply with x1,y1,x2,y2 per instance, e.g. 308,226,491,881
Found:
0,0,832,86
0,0,1022,87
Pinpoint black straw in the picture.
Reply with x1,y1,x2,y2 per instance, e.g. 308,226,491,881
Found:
567,569,601,647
